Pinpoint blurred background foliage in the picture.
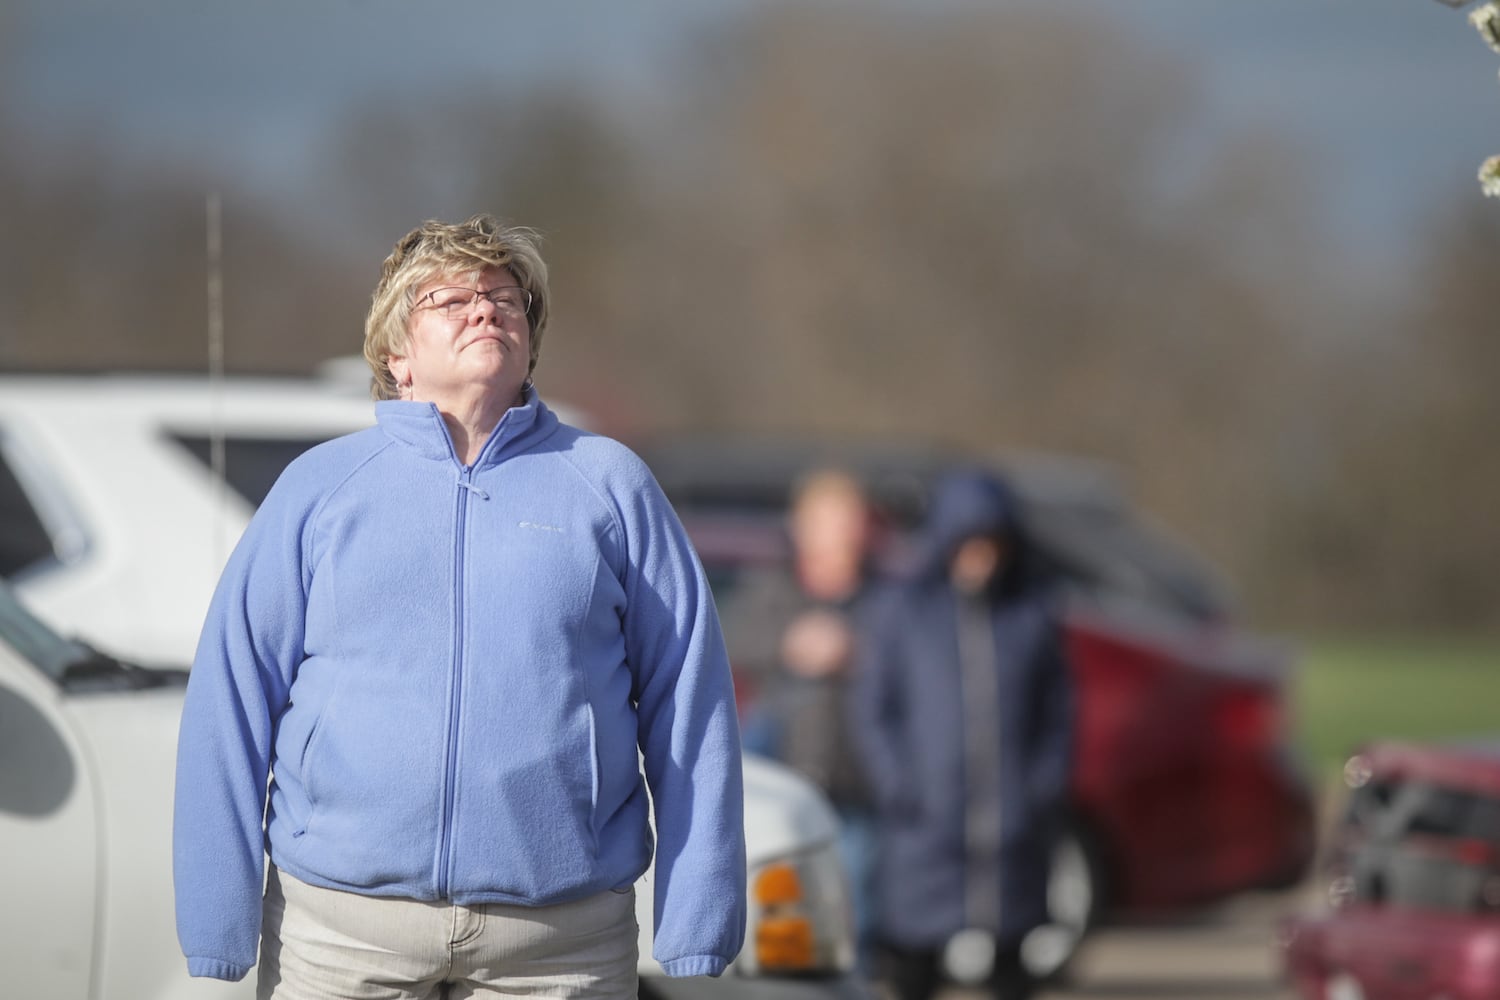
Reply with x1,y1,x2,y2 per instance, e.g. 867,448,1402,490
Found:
1,3,1498,638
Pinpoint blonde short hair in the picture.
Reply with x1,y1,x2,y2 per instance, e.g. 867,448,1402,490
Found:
362,215,551,400
791,467,868,514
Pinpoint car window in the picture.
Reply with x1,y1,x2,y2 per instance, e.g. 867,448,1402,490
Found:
1341,777,1398,835
0,436,58,580
1403,781,1500,841
1469,795,1500,841
168,434,332,508
1404,783,1471,837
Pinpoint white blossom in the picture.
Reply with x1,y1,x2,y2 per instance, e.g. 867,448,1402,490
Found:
1471,1,1500,53
1480,155,1500,198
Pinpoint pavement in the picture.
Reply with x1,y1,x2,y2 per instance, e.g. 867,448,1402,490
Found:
930,888,1306,1000
924,774,1348,1000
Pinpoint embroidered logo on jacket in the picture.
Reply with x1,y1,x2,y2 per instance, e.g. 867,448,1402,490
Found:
518,520,565,534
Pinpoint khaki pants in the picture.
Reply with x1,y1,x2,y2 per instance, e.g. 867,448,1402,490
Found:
258,867,639,999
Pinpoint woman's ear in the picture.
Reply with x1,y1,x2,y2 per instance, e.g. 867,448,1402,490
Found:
388,354,410,388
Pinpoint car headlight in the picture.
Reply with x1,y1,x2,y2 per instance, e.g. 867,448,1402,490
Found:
737,840,856,977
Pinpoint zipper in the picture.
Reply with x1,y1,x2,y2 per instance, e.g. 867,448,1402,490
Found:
436,464,475,898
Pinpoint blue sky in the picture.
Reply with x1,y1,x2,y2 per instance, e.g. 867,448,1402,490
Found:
5,0,1498,271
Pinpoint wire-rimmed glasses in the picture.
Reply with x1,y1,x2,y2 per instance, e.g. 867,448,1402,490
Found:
419,285,532,320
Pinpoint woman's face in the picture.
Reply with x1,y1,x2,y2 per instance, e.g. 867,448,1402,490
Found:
389,265,531,406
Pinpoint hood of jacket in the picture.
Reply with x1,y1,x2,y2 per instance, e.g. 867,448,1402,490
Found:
916,466,1037,594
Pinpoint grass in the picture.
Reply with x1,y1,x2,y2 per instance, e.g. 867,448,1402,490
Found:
1290,633,1500,780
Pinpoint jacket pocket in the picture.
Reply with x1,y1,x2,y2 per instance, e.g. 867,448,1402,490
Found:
291,712,327,836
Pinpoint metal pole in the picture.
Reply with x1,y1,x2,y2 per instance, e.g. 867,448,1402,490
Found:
207,192,228,559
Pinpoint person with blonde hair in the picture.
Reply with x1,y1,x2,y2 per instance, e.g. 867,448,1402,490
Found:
173,215,745,999
732,466,881,967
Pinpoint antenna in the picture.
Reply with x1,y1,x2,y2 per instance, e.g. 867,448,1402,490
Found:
206,192,228,561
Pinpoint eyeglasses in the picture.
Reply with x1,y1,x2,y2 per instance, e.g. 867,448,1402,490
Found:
419,285,533,320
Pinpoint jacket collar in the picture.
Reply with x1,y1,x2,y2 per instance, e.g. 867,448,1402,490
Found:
374,383,558,468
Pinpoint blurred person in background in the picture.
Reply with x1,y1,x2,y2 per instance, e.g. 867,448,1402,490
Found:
173,214,745,999
734,468,882,967
851,467,1074,1000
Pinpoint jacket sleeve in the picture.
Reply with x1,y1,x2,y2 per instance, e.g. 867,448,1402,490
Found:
848,586,915,815
616,467,746,978
1028,600,1075,811
172,480,310,981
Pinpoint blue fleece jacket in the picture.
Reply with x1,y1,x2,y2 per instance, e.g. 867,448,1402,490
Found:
172,389,746,982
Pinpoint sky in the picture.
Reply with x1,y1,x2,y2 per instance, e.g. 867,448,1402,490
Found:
4,0,1498,274
1105,0,1500,249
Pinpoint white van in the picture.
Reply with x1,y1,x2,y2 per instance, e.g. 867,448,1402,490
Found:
0,372,867,1000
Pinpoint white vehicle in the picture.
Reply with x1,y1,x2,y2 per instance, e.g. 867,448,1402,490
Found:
0,371,867,1000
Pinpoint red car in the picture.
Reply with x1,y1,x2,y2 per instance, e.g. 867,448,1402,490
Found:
1281,740,1500,1000
638,440,1317,978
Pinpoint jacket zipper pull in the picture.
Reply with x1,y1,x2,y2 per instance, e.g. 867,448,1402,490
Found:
457,479,490,500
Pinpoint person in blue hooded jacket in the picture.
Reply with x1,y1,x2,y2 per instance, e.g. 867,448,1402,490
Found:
850,467,1073,1000
172,215,746,999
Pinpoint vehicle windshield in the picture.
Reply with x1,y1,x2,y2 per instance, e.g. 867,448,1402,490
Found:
0,580,92,681
1342,776,1500,913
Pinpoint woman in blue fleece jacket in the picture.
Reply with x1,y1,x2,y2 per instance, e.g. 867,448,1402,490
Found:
172,215,746,998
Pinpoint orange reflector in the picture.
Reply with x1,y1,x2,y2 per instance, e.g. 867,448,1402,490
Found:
754,862,804,907
756,916,815,970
